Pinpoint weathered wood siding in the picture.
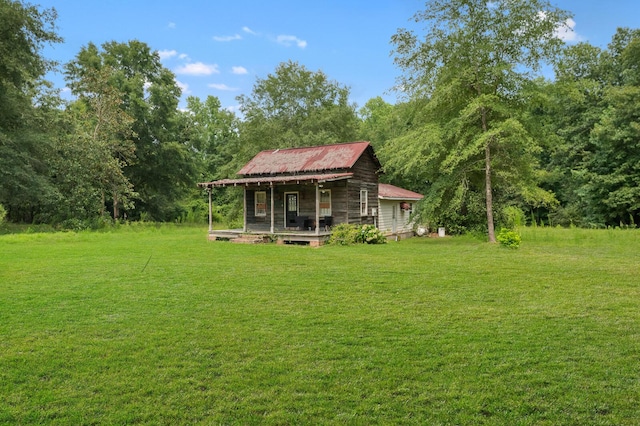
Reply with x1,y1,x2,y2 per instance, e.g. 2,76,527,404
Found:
346,151,379,225
245,182,351,230
242,146,380,231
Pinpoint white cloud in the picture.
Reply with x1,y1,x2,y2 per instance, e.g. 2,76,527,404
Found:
175,62,220,76
538,12,583,43
178,53,190,60
232,66,248,75
208,83,238,91
213,34,242,42
168,22,176,29
242,26,258,35
276,35,307,48
158,49,178,60
554,18,583,42
176,80,190,95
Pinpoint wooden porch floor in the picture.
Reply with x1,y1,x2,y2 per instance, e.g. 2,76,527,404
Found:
207,229,332,246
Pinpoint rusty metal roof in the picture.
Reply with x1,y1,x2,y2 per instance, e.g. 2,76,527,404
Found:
378,183,424,200
199,172,354,188
237,141,378,176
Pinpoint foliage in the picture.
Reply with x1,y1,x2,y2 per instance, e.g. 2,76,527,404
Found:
64,40,198,221
0,0,61,223
538,28,640,227
0,203,5,226
235,61,359,166
496,227,522,248
356,224,387,244
181,95,240,181
327,223,360,245
388,0,570,242
500,206,527,229
328,223,387,245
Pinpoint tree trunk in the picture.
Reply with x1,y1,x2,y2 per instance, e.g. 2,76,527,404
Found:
485,142,496,243
112,190,119,220
481,106,496,243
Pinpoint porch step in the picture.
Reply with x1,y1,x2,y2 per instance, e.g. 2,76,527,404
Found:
232,234,271,244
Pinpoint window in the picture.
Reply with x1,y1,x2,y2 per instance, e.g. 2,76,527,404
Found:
360,189,368,216
255,191,266,217
319,189,331,216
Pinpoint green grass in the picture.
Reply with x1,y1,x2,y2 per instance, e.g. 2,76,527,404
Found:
1,225,639,424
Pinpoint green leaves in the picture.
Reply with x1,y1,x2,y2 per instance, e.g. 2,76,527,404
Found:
237,61,359,155
387,0,571,238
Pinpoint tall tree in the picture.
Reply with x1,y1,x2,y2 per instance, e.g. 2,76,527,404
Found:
236,60,359,165
538,28,640,226
181,95,239,181
388,0,570,240
65,41,197,220
0,0,61,222
69,66,136,220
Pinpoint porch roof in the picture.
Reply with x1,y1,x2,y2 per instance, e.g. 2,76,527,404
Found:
198,172,354,188
378,183,424,200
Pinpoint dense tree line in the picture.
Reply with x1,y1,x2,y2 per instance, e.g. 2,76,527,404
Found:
1,0,639,236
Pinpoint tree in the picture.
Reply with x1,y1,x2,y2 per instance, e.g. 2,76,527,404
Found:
67,66,136,220
236,61,359,165
65,41,197,221
389,0,571,240
178,95,241,224
0,0,61,222
537,28,640,227
181,95,239,181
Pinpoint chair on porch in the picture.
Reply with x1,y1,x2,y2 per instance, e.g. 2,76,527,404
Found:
323,216,333,231
295,215,308,231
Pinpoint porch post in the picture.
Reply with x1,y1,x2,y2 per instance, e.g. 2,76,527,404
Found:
270,184,275,234
315,182,320,235
243,186,247,232
208,187,212,233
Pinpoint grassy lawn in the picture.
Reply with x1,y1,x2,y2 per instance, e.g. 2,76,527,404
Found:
1,225,638,425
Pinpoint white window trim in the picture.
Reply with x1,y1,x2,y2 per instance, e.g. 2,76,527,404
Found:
255,191,267,217
319,189,332,216
360,189,368,216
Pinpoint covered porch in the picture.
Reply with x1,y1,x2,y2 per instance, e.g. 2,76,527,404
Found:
199,172,351,246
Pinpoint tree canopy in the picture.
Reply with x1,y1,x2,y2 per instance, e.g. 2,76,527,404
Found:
384,0,571,240
1,0,640,233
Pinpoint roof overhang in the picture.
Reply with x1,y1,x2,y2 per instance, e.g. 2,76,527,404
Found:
379,196,424,201
198,172,354,188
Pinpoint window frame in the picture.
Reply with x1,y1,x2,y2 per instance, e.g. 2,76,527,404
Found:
255,191,267,217
360,189,368,216
319,189,332,217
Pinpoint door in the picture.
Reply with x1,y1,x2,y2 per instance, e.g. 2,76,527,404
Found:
285,193,298,228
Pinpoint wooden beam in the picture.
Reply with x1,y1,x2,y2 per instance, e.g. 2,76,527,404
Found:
315,183,320,236
243,188,247,232
270,184,275,234
208,187,213,233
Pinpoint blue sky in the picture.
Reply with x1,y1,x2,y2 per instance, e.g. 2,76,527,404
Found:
37,0,640,112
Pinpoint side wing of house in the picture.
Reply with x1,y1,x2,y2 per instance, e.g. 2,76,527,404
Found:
377,183,423,238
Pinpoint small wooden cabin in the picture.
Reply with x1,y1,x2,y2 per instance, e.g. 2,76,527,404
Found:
377,183,424,240
199,141,381,245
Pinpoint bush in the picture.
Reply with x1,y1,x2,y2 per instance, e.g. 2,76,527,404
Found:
328,224,386,245
0,204,6,226
356,224,387,244
501,206,526,228
496,228,521,249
